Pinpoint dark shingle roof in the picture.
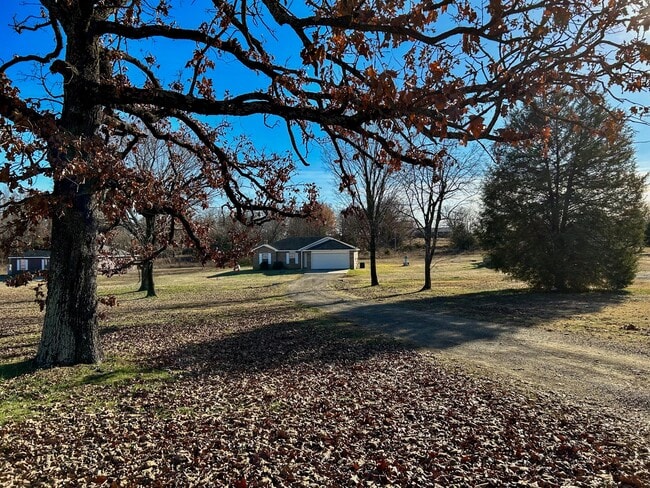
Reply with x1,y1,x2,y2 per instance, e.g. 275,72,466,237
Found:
267,236,357,251
22,250,51,258
269,236,324,250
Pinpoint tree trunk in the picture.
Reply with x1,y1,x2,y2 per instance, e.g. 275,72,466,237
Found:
369,228,379,286
422,237,433,291
36,183,102,366
138,260,156,297
422,204,443,291
137,214,157,297
36,10,106,366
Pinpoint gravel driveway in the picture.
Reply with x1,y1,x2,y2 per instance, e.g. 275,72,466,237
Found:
288,272,650,432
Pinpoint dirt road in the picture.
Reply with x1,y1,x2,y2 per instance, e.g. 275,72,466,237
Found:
288,272,650,430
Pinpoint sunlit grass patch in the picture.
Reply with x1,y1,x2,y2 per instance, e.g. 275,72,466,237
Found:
77,363,172,387
0,358,173,424
338,251,526,299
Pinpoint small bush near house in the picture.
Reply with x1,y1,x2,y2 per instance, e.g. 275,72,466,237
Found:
237,256,252,267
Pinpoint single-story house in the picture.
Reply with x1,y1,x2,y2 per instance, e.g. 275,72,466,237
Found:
252,236,359,271
7,250,50,275
7,248,134,276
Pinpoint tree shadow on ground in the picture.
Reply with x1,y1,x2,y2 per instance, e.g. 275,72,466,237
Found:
207,269,306,279
99,278,633,376
0,359,36,380
404,288,628,326
110,290,146,297
328,288,629,350
144,317,409,376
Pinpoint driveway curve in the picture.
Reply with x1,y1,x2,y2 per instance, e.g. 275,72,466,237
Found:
288,272,650,431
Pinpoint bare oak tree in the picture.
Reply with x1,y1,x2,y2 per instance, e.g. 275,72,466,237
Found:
0,0,648,366
116,135,212,297
329,140,398,286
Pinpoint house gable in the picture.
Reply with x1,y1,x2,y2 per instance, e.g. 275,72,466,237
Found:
252,244,277,253
305,237,358,251
253,246,276,267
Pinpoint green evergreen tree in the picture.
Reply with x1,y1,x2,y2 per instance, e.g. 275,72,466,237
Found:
480,93,646,291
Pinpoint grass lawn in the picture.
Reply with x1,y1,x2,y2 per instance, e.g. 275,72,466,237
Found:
0,260,649,486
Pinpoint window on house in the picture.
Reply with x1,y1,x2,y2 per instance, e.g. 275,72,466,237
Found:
287,252,297,264
259,252,270,264
17,259,28,271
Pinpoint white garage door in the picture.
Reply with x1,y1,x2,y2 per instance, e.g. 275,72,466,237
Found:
311,251,350,270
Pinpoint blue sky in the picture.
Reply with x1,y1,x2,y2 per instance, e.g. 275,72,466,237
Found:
0,0,649,206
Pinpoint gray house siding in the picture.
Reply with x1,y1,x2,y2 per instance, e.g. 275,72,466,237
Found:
252,237,359,271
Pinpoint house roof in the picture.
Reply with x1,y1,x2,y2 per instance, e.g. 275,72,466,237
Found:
269,236,324,250
252,236,358,252
306,238,357,250
9,250,51,259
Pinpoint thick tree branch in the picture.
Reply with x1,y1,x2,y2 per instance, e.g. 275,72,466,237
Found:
0,19,63,73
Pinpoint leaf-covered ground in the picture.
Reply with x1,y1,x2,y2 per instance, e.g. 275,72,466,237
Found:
1,267,648,486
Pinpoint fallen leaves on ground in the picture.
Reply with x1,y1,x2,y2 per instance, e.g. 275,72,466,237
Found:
2,314,649,487
0,270,648,486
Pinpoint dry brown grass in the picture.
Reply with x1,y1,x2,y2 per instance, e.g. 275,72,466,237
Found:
3,248,648,364
0,267,307,365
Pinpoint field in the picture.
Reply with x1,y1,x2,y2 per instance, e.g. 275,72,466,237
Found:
0,253,649,486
